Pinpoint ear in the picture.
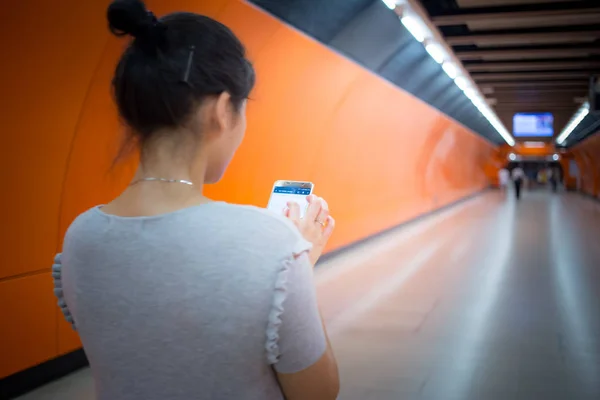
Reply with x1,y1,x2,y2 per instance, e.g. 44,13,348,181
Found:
214,92,232,133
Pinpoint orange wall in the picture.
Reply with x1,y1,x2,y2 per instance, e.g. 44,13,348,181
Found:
0,0,494,378
572,133,600,197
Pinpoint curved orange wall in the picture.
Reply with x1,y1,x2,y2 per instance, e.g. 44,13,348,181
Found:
0,0,494,378
571,132,600,197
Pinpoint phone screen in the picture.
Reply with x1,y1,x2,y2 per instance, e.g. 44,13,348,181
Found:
267,183,312,218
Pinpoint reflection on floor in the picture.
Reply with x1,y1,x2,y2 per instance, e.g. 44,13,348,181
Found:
17,192,600,400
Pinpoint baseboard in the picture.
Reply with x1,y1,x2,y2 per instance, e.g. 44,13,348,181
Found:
579,190,600,201
0,349,89,399
317,188,489,265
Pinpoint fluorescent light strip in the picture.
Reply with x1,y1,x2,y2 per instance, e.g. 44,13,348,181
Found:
454,76,469,91
401,15,428,43
464,87,478,101
472,96,486,109
382,0,397,9
425,43,445,64
442,62,459,79
556,102,590,145
395,2,514,146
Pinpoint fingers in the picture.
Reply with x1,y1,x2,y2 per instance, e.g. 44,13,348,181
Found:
315,198,329,225
322,216,335,238
305,194,323,222
287,201,301,222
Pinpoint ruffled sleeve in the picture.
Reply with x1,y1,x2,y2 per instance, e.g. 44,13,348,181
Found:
52,253,76,330
265,240,326,373
265,256,293,364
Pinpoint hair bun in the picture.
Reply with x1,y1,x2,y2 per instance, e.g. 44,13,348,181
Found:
107,0,156,38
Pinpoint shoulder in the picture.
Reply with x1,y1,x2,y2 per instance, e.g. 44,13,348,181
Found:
211,203,312,255
63,207,103,242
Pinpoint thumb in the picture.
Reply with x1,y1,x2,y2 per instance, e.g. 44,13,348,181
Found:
287,201,301,221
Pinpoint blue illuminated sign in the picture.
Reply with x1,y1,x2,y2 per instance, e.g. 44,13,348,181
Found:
513,112,554,137
273,186,311,195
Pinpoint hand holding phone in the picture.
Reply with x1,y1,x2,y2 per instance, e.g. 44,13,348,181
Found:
267,180,313,218
267,180,334,264
285,195,335,265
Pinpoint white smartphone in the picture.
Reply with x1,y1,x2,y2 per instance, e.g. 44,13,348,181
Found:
267,180,314,218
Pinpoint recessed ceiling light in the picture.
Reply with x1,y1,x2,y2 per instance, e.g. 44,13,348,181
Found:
523,141,546,148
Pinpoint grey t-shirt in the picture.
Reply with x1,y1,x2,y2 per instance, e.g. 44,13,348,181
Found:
52,202,326,400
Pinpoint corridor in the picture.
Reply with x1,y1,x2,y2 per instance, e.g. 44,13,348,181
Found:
17,191,600,400
320,191,600,400
4,0,600,398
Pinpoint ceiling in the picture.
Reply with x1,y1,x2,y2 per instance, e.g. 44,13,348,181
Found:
250,0,505,144
416,0,600,142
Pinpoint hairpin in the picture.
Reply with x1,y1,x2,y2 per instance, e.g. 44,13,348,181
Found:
182,45,195,85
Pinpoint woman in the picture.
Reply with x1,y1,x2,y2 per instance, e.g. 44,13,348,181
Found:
52,1,339,398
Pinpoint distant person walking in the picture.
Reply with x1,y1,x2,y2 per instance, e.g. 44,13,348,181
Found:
498,168,510,195
512,165,525,200
549,168,558,193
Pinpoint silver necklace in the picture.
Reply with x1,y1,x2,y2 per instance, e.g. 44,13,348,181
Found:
129,177,194,187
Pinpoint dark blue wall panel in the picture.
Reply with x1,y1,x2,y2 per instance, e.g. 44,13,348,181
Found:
564,113,600,147
329,1,411,71
249,0,504,144
250,0,377,43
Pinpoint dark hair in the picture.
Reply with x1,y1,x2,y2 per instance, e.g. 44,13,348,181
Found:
107,0,255,146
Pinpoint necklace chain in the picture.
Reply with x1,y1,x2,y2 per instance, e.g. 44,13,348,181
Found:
130,177,194,187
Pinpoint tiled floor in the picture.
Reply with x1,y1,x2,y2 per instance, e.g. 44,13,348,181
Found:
327,191,600,400
16,191,600,399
